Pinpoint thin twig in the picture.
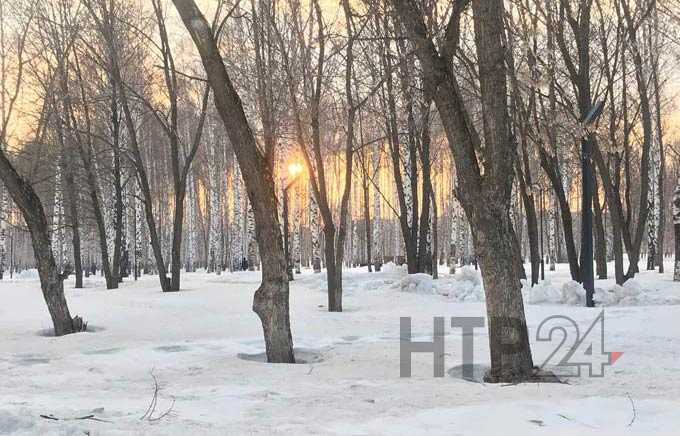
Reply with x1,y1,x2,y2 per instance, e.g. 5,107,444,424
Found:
626,392,637,427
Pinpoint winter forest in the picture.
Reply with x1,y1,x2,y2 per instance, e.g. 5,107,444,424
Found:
1,0,680,433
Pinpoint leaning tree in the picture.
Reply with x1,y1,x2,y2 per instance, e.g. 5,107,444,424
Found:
171,0,295,363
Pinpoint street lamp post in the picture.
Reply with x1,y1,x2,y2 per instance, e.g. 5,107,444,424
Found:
581,101,604,308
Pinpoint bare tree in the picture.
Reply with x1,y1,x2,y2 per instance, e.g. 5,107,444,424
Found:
393,0,535,382
0,1,83,335
172,0,295,362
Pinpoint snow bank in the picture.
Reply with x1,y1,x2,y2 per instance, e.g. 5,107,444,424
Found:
12,269,39,281
392,273,434,294
381,261,407,274
595,280,642,306
523,279,586,305
390,266,485,301
561,280,587,305
436,267,485,302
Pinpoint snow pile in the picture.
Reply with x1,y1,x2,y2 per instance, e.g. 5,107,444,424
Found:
594,280,642,306
561,280,587,305
458,266,482,286
436,266,485,301
381,262,407,274
392,273,434,294
521,278,671,306
12,269,39,281
523,279,561,304
389,266,485,301
522,279,586,305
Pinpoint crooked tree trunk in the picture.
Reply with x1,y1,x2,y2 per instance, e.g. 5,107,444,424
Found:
0,147,82,335
539,149,580,282
172,0,294,362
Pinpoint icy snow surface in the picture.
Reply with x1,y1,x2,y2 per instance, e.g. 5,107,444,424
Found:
1,260,679,434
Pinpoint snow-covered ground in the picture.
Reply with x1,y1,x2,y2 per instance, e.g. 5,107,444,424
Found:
1,261,679,435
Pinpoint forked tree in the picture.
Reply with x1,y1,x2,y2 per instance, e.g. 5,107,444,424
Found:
392,0,535,382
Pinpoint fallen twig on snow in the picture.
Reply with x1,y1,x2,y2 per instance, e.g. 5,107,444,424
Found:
626,392,637,427
40,414,111,423
140,369,175,422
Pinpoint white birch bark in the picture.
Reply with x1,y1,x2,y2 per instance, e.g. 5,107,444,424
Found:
0,187,7,278
187,172,197,272
230,159,243,271
207,135,222,273
372,147,382,271
134,180,144,278
52,166,67,271
548,204,556,271
247,202,258,270
448,194,458,274
310,189,321,272
293,184,301,274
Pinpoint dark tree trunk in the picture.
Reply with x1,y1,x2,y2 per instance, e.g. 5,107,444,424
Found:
517,169,540,285
325,228,342,311
393,0,534,382
54,92,84,290
675,223,680,281
511,218,527,280
110,84,123,286
0,147,82,335
539,149,580,282
170,185,186,291
63,166,83,288
172,0,294,362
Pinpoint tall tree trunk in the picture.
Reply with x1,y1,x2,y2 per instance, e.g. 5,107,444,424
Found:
63,164,83,288
0,148,83,335
170,185,186,290
593,167,607,279
517,167,540,285
70,53,117,289
173,0,294,362
539,150,580,282
673,179,680,281
363,161,373,272
393,0,534,382
652,6,665,273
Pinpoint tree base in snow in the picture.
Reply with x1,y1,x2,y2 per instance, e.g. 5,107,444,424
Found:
71,316,87,333
483,366,561,384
